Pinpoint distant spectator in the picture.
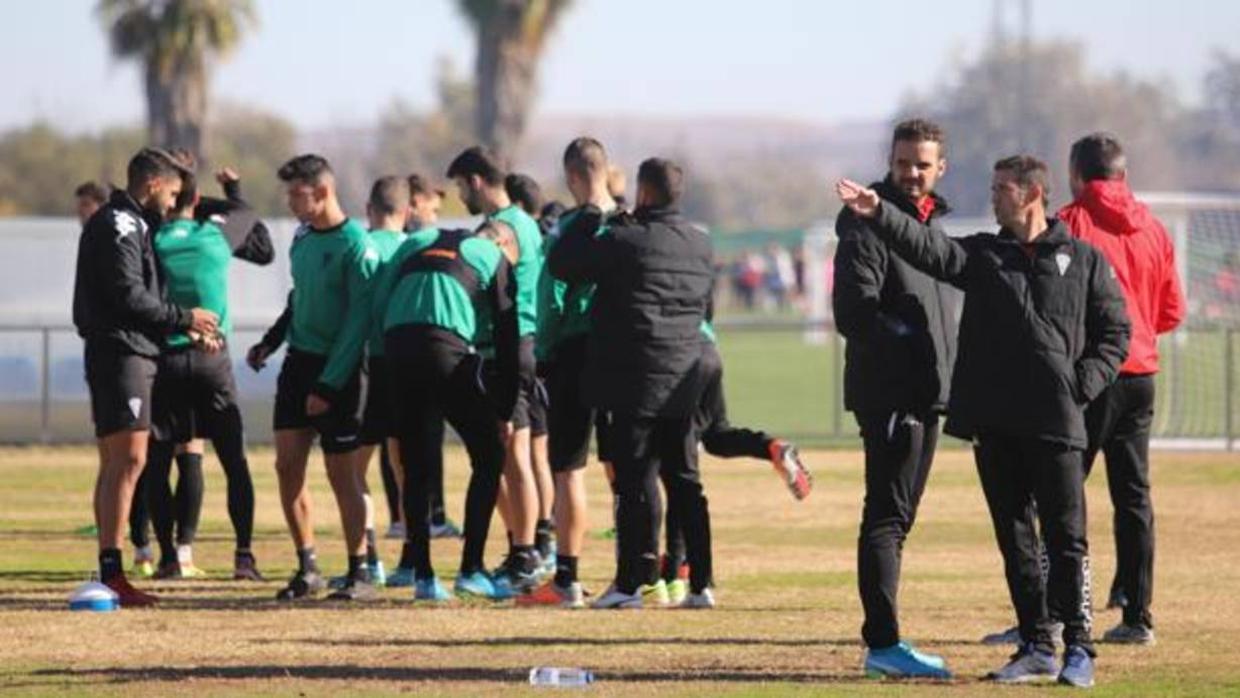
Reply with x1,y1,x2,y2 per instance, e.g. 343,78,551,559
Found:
765,243,796,309
607,165,628,209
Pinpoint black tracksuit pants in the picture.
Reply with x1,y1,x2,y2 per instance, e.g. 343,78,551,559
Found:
387,326,504,581
610,412,712,594
856,409,938,649
974,431,1095,655
1085,373,1156,629
664,343,762,588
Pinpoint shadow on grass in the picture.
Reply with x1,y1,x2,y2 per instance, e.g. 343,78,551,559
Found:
267,635,863,649
30,664,871,685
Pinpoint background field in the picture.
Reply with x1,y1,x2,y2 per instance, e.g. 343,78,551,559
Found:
1,445,1238,696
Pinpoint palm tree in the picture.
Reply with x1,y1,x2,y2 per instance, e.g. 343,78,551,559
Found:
458,0,572,161
97,0,257,161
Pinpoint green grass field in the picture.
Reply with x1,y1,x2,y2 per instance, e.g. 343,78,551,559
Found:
1,445,1238,696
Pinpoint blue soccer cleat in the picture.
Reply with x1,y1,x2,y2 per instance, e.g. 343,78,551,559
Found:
414,577,451,602
1058,645,1095,688
864,641,952,679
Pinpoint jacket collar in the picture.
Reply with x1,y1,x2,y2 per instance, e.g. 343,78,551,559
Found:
997,218,1072,246
634,205,684,225
873,177,952,219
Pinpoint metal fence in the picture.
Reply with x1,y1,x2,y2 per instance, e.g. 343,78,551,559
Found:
0,322,1234,448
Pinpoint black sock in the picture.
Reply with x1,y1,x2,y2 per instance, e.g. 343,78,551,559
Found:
554,555,578,588
99,548,123,583
397,541,416,571
535,519,553,557
173,452,204,546
365,528,378,565
297,547,318,574
348,554,371,583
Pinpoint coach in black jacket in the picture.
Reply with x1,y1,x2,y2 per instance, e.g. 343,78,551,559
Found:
548,157,715,607
838,155,1129,685
72,147,218,606
832,119,958,675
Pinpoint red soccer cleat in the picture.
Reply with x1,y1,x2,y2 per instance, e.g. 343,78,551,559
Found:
769,440,813,501
104,574,159,607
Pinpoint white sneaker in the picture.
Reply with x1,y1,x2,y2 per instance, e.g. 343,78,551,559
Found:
590,584,642,609
680,588,716,609
385,522,405,540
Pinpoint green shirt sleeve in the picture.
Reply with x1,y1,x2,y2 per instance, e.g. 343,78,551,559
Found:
316,235,380,393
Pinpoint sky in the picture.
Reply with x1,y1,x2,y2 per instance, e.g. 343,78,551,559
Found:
2,0,1238,133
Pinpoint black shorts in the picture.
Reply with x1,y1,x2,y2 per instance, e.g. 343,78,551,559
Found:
483,335,540,430
360,354,395,445
150,344,241,443
84,340,157,438
546,337,592,472
273,348,365,454
528,377,549,437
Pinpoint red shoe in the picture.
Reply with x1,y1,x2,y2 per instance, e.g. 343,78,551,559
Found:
104,574,159,607
769,440,813,500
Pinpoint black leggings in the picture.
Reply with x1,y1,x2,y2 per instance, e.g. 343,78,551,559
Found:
388,326,505,580
146,406,255,561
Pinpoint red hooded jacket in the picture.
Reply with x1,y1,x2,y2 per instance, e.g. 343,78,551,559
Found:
1059,180,1185,375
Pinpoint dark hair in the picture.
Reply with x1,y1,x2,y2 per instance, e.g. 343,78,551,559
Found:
368,175,410,217
563,136,608,180
1070,132,1126,182
277,154,333,184
74,181,108,204
407,172,444,197
445,146,506,186
539,200,567,237
891,118,947,157
636,157,685,208
994,154,1051,204
126,147,188,190
168,148,198,212
505,173,543,216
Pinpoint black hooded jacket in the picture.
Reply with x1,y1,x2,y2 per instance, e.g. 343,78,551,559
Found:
866,202,1131,448
833,178,959,415
73,190,190,357
547,205,714,418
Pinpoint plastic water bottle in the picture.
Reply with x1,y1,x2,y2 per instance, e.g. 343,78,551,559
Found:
528,667,594,687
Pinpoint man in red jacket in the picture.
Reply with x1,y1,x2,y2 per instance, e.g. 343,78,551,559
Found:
1059,133,1186,645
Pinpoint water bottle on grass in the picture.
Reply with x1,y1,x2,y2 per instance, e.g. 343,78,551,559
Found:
528,667,594,686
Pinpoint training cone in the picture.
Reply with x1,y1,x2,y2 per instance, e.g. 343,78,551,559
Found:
68,581,119,612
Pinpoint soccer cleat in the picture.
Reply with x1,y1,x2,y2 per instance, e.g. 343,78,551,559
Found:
104,575,159,608
384,521,406,540
233,554,264,582
666,578,688,606
130,558,155,579
327,573,350,591
516,580,585,609
1102,622,1155,645
639,579,670,607
368,560,387,587
413,577,452,602
386,567,415,588
986,642,1059,683
679,588,716,610
770,441,813,500
1058,645,1095,688
275,570,326,601
981,622,1064,646
430,519,463,539
454,571,499,599
863,642,952,679
326,577,381,601
591,584,643,609
152,561,208,580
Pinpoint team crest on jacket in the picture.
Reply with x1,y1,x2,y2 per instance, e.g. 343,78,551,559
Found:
1055,252,1071,276
113,211,142,239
